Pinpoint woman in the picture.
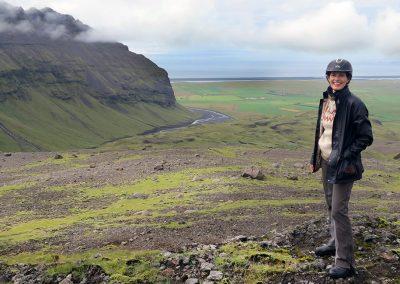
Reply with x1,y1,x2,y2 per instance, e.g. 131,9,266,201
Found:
310,59,373,279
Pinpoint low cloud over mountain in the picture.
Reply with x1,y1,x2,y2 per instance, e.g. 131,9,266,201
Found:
0,1,108,42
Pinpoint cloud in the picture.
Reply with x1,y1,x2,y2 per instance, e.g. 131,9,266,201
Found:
262,2,370,52
373,9,400,54
5,0,400,56
0,20,33,33
0,1,93,40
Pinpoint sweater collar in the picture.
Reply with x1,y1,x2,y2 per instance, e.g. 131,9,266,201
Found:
323,85,350,101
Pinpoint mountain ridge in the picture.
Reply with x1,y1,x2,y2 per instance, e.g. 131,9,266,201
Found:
0,2,195,151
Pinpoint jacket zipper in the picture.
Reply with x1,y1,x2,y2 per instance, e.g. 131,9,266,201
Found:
330,98,340,182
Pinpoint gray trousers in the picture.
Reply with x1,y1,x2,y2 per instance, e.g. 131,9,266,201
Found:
321,159,355,268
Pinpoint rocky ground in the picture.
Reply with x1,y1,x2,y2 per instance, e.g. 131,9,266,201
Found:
0,146,399,283
1,215,399,283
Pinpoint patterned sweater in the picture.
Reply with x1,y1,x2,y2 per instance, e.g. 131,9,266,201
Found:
318,95,336,161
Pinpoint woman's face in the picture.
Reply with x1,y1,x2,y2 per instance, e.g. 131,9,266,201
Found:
328,72,349,91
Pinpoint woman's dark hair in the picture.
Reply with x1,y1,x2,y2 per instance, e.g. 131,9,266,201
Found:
326,71,352,81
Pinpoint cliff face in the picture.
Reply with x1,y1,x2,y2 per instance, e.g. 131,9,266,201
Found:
0,3,192,151
0,2,176,106
0,36,176,106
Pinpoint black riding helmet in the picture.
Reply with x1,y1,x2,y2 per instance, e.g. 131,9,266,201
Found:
326,59,353,81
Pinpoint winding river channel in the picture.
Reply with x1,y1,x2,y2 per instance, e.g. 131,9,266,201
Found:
141,107,232,135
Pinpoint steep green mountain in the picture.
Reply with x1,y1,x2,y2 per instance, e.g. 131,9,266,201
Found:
0,3,194,151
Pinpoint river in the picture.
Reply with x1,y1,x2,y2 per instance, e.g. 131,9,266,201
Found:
141,107,232,135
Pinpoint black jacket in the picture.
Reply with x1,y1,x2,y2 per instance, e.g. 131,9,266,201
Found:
311,85,373,184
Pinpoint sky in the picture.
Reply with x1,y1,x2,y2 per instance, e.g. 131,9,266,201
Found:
5,0,400,77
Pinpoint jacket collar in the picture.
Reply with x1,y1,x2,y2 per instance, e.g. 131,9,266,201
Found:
323,85,351,101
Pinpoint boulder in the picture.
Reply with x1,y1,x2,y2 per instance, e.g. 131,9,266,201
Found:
59,274,73,284
241,167,265,180
154,164,164,171
128,193,149,199
200,262,215,272
293,162,304,169
272,162,280,168
229,235,248,242
207,270,223,281
287,175,298,181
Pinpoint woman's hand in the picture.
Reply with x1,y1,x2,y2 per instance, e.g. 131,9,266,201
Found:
343,164,356,174
309,164,315,173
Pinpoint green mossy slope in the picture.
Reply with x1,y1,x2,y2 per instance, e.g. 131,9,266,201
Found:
0,38,196,151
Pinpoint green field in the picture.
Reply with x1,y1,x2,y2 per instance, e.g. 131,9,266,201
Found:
173,79,400,122
104,79,400,159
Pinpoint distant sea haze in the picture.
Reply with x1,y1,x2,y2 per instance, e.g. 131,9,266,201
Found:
171,76,400,83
